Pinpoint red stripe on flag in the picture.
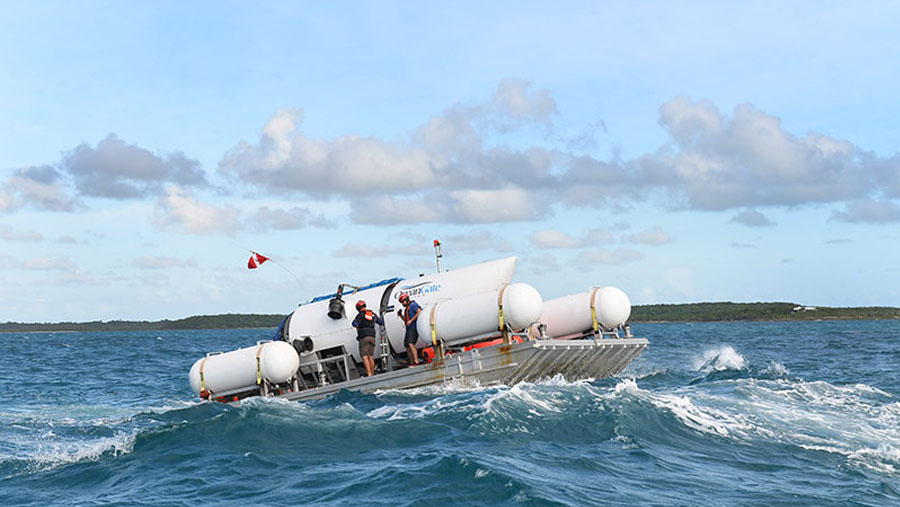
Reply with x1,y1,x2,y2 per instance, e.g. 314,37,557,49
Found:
248,252,269,269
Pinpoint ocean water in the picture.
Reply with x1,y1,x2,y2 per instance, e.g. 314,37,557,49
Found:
1,321,898,506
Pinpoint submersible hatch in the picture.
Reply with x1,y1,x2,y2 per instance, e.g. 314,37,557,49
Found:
188,248,649,403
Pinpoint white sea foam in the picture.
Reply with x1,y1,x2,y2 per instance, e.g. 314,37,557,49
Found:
693,345,748,373
761,361,789,377
483,383,561,414
685,376,900,477
374,377,487,398
369,377,590,422
849,444,900,475
613,378,639,395
367,392,487,421
28,430,137,473
605,378,751,438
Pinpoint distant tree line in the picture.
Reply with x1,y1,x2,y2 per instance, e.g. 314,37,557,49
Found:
2,304,898,333
0,314,286,333
629,302,900,322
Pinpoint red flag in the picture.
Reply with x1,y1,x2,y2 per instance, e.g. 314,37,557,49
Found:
248,252,269,269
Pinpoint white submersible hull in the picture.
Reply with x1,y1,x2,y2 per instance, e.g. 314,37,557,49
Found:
188,256,649,403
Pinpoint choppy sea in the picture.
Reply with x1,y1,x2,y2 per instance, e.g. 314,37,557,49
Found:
1,320,898,506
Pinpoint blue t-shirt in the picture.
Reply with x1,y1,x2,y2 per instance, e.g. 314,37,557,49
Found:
405,301,422,324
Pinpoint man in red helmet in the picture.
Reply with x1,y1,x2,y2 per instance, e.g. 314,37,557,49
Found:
352,300,383,377
398,293,422,366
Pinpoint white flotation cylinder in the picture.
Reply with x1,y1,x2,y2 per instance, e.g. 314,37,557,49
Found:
416,283,543,347
189,340,300,396
532,287,632,339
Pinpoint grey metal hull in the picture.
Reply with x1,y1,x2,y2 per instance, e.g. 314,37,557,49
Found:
280,338,649,402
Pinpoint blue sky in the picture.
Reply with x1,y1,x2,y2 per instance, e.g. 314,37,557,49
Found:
2,2,898,322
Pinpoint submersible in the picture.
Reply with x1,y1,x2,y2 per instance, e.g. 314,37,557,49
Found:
189,255,648,403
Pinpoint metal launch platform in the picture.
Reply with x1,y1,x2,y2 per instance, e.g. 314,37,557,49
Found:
277,336,649,402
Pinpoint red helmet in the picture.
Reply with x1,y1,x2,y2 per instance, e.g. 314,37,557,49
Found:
398,293,409,303
355,300,366,310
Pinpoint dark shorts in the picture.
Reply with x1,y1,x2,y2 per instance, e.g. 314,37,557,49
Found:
358,336,376,357
404,326,419,347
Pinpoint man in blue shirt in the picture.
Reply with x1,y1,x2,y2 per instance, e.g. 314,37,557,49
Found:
398,293,422,366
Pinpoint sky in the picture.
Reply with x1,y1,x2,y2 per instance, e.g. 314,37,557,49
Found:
1,2,898,323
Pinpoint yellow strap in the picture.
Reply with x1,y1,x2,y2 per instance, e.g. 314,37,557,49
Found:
497,284,508,332
199,357,208,391
256,344,264,385
589,288,600,333
429,304,438,346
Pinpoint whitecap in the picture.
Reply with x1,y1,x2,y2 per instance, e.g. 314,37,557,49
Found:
693,345,748,373
685,376,900,476
29,430,137,473
761,361,789,377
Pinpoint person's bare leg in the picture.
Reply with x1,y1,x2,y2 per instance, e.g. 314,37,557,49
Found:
407,344,418,364
363,356,375,376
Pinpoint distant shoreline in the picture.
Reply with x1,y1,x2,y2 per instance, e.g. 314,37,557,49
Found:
2,303,898,333
634,317,900,324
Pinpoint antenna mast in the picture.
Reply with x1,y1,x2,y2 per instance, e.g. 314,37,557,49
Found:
433,239,442,273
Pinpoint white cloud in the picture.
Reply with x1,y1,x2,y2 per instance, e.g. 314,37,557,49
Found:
625,226,672,245
154,185,240,235
24,257,77,270
2,165,78,212
220,108,436,196
0,189,15,211
216,84,900,228
11,82,897,234
349,194,448,224
529,229,579,248
62,134,207,199
449,188,548,223
0,224,43,241
6,175,77,212
491,77,557,124
349,188,547,225
630,98,886,210
830,199,900,223
730,209,775,227
218,80,559,209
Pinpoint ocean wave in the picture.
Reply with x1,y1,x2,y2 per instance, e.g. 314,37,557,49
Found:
760,360,789,378
585,372,900,480
609,378,752,439
0,429,139,479
4,367,898,493
692,377,900,476
693,345,748,373
849,443,900,476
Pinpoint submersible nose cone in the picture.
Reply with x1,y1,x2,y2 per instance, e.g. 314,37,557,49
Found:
327,297,345,319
